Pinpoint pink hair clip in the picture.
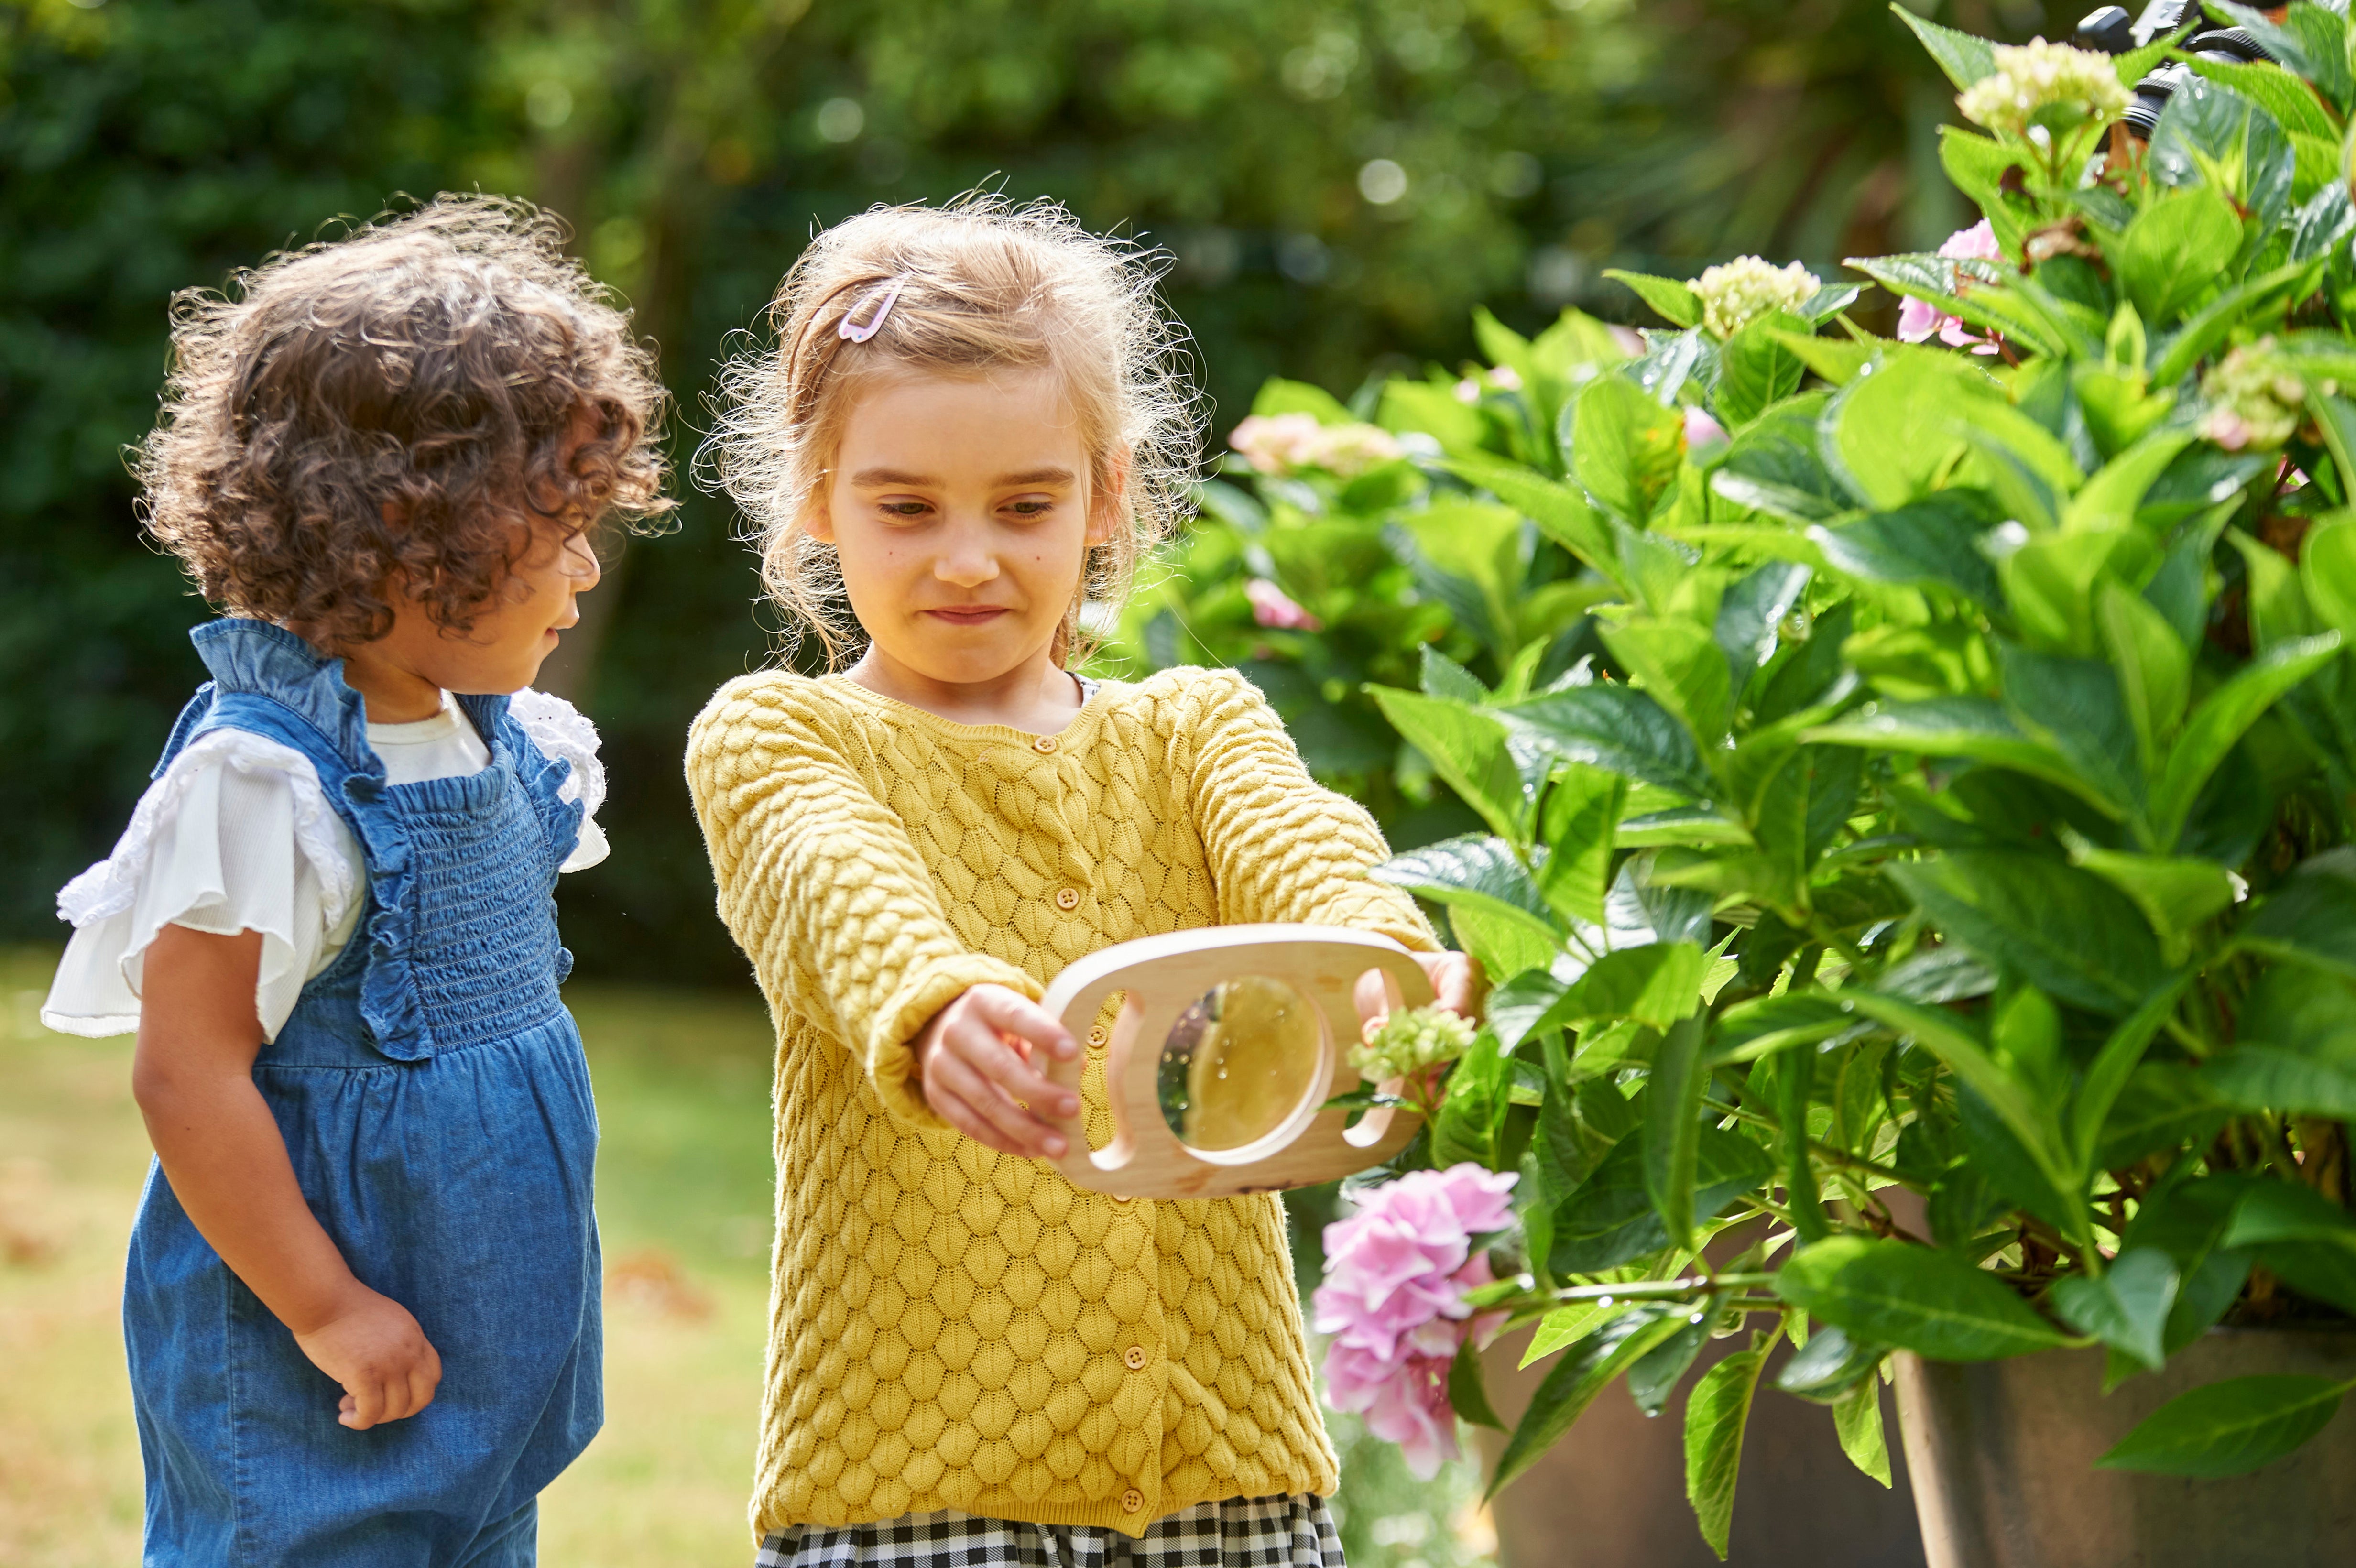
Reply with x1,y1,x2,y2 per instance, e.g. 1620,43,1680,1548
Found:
838,278,904,344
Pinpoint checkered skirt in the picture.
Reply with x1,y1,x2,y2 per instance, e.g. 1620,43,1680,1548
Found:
754,1494,1344,1568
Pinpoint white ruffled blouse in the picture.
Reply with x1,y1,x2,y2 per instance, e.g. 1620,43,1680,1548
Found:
42,688,608,1042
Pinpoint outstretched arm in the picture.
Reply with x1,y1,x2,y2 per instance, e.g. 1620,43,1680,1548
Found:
132,923,440,1429
1186,674,1483,1018
688,679,1069,1138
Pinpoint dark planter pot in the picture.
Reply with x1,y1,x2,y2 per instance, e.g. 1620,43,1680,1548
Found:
1476,1326,1928,1568
1895,1327,2356,1568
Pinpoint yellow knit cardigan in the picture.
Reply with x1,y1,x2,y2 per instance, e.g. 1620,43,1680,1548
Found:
685,666,1434,1540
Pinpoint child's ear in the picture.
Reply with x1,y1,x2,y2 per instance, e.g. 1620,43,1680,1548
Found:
800,497,836,545
1086,446,1131,547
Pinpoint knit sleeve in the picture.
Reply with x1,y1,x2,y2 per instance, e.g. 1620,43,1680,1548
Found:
686,675,1042,1132
1175,670,1439,952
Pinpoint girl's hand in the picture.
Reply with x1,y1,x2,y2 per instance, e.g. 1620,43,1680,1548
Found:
912,984,1082,1159
290,1283,443,1430
1416,950,1485,1021
1356,950,1486,1034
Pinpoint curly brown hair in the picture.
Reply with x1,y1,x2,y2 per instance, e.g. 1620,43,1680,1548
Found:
138,194,672,648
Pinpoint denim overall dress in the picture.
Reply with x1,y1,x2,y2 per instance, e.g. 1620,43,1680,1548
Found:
123,619,602,1567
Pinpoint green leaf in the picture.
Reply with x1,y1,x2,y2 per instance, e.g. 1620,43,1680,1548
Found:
1716,561,1813,700
2205,3,2353,112
2062,837,2235,961
1419,644,1489,704
1571,373,1686,524
1886,851,2171,1017
1716,309,1811,426
1448,1341,1506,1430
2222,1179,2356,1254
1603,617,1734,746
1251,377,1354,423
1807,699,2114,815
1707,992,1854,1066
1550,1124,1775,1274
1368,686,1527,839
2149,69,2297,236
2072,974,2201,1166
1490,1306,1693,1496
1683,1341,1769,1559
1832,1378,1894,1489
2097,581,2193,773
1810,491,2002,607
1372,835,1561,943
1774,1324,1883,1401
1626,1315,1710,1416
1644,1016,1707,1252
1551,941,1709,1033
1889,1,1996,90
1937,128,2031,261
1379,378,1488,457
2150,261,2315,388
2117,186,2246,325
2063,427,2197,534
1764,327,1876,389
2238,848,2356,980
1521,1298,1641,1367
1820,346,2008,511
2049,1249,2180,1372
1997,644,2142,819
1504,685,1714,797
2151,632,2344,849
1604,268,1702,329
1537,765,1625,927
2098,1375,2353,1477
2181,52,2340,139
2303,517,2356,644
1445,453,1622,582
2096,1061,2233,1170
1775,1236,2072,1361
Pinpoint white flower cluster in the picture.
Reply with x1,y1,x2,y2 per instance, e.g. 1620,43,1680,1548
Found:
1693,255,1821,339
2199,338,2323,452
1957,38,2130,138
1229,412,1404,478
1347,1004,1478,1084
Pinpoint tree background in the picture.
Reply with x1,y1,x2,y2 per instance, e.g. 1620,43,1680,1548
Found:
0,0,2077,984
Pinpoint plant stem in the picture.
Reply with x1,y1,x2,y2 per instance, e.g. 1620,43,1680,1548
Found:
1702,1093,1906,1183
1541,1271,1778,1306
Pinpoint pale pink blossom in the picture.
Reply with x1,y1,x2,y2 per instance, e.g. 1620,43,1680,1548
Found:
1896,220,2001,355
1682,405,1729,453
1245,578,1323,632
1230,413,1403,478
1314,1164,1517,1478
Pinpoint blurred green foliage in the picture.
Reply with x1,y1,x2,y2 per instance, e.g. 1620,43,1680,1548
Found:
1,0,2078,980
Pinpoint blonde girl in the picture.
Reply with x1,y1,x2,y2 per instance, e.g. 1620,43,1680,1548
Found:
688,196,1478,1568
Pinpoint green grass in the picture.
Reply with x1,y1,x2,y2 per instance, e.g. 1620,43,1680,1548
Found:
0,950,1490,1568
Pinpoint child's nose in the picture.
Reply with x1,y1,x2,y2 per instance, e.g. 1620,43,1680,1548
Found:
562,530,602,588
933,534,1002,588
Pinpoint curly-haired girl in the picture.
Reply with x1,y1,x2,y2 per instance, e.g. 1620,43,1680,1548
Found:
42,195,670,1568
688,196,1479,1568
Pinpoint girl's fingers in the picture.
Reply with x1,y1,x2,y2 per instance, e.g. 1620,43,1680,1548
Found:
951,1016,1080,1122
402,1356,437,1420
932,1048,1068,1157
967,988,1080,1063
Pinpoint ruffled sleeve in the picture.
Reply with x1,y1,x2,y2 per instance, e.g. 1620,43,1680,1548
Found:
509,687,609,872
41,731,365,1041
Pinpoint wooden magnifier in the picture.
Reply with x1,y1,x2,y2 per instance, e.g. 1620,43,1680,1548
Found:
1038,924,1431,1199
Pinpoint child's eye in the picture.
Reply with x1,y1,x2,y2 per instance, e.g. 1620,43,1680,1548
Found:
1006,500,1055,519
880,501,931,519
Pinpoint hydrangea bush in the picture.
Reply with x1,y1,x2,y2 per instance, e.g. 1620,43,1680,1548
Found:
1101,3,2356,1555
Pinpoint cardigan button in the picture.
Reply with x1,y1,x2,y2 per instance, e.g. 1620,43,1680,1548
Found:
1123,1345,1148,1371
1032,735,1058,754
1088,1024,1109,1047
1121,1488,1145,1514
1054,887,1081,911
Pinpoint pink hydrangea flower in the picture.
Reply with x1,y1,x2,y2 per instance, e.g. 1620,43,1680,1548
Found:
1682,405,1729,454
1244,578,1322,631
1896,219,2001,355
1313,1164,1517,1478
1230,414,1401,477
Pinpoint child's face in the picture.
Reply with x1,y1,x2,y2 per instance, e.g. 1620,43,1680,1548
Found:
368,514,602,696
813,368,1113,686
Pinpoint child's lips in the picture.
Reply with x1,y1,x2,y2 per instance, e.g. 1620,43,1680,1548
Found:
926,606,1012,625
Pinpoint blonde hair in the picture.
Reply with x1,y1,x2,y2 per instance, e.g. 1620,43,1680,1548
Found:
702,194,1202,665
